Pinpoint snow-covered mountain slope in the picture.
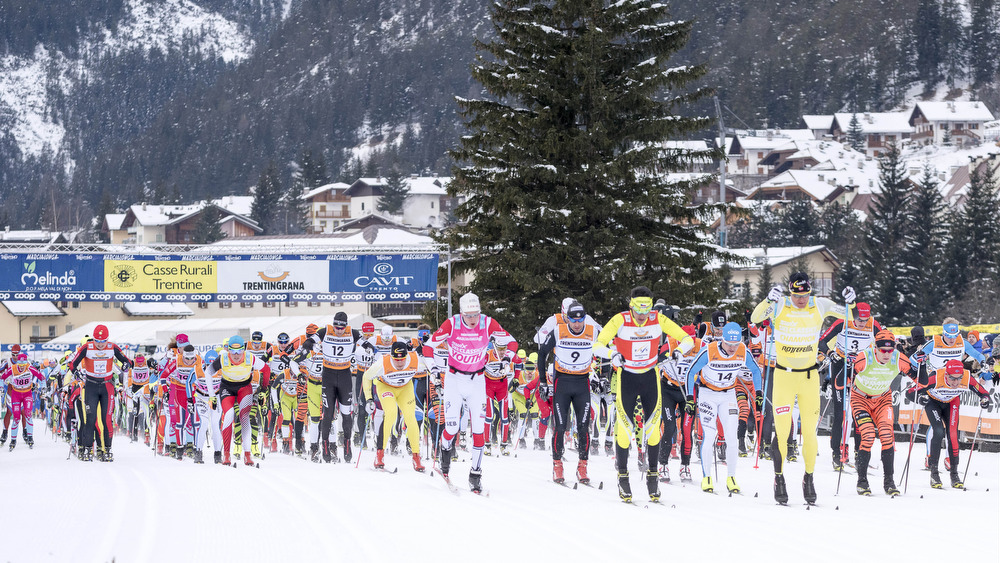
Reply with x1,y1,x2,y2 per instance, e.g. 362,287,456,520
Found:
0,0,254,160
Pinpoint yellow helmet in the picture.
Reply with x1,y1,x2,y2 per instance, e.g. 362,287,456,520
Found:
528,352,537,363
517,349,526,359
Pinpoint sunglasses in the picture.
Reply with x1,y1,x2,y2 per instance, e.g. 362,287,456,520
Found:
567,316,586,323
333,323,348,330
94,339,107,344
229,346,245,352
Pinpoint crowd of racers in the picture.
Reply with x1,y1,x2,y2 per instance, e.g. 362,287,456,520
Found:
1,277,996,502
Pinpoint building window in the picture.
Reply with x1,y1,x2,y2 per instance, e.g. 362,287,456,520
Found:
220,302,232,309
103,302,110,309
970,123,978,129
32,326,39,338
320,204,326,212
66,324,73,333
59,300,68,308
72,301,79,308
49,325,56,337
431,201,435,209
198,302,209,309
308,302,320,307
320,221,327,230
241,302,254,308
113,302,121,308
361,202,365,211
263,302,276,308
287,301,298,308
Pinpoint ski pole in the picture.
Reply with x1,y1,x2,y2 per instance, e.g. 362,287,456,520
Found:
962,406,985,485
753,330,772,469
835,303,853,496
354,408,373,469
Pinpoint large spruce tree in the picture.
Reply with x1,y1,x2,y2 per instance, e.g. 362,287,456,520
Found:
907,166,948,324
442,0,725,338
860,142,912,325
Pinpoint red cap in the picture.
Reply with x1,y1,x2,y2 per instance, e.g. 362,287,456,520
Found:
362,322,375,334
856,302,871,317
93,324,109,340
506,341,519,354
11,344,21,353
945,359,964,376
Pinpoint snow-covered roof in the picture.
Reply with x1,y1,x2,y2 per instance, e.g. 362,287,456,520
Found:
126,196,254,227
911,101,995,123
122,302,195,317
730,129,814,152
753,170,844,201
302,182,351,201
802,115,834,130
105,213,126,231
348,176,451,196
832,112,912,134
725,245,833,269
0,230,63,243
2,301,65,317
204,227,436,250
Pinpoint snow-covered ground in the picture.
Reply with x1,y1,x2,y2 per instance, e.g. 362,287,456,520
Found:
4,429,997,562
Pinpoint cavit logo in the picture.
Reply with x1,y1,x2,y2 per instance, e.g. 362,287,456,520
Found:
21,262,77,286
353,262,414,289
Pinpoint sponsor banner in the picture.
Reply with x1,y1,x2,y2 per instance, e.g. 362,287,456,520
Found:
896,386,999,437
887,323,1000,337
105,260,217,293
329,253,438,300
217,260,329,293
0,253,440,302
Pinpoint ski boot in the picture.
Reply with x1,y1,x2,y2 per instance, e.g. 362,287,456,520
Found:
552,459,565,484
716,441,727,462
25,436,33,449
243,451,255,467
459,434,468,451
322,440,333,463
484,443,492,457
79,448,92,461
500,442,510,456
679,464,693,483
604,442,614,456
222,450,232,466
533,438,545,450
412,452,425,472
519,438,527,449
439,444,453,477
167,444,176,458
193,450,204,464
647,470,660,501
103,449,114,462
342,436,352,464
95,448,105,462
281,441,291,455
760,447,771,460
950,469,964,489
774,474,789,505
251,443,262,458
786,441,798,462
617,472,632,503
0,429,7,446
389,435,399,456
857,477,872,496
214,451,222,464
930,468,943,489
577,460,590,484
353,432,362,447
924,455,930,471
310,444,321,463
803,472,817,505
726,476,740,494
590,438,600,455
185,444,195,458
469,469,483,493
329,441,339,463
175,446,185,461
832,452,844,472
374,449,386,469
658,464,670,483
8,439,15,451
738,441,748,458
702,476,714,493
884,476,899,497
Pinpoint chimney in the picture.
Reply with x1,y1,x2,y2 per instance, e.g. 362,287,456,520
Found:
142,202,147,210
818,174,824,182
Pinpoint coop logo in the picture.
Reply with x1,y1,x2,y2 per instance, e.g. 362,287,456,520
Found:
109,264,137,288
20,262,77,287
354,262,414,290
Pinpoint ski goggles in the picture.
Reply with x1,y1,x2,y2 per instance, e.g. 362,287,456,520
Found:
629,297,654,314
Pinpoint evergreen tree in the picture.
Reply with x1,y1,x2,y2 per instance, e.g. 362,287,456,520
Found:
442,0,725,338
946,157,1000,318
914,0,942,87
969,0,998,87
940,0,966,86
773,199,821,245
377,166,410,215
860,143,912,325
250,162,282,235
756,248,774,301
907,165,948,324
193,203,225,244
847,113,866,153
299,149,330,189
280,175,310,235
94,191,115,243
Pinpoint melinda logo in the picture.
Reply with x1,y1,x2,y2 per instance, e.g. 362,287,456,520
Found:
21,262,77,286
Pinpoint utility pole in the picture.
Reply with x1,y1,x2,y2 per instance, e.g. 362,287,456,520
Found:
714,96,727,248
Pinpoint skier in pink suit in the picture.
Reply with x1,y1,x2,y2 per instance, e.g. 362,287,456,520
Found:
1,354,45,450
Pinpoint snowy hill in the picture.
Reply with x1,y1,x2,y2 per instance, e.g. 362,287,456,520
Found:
6,432,998,562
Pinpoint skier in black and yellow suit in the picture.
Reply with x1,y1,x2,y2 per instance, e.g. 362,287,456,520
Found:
361,342,427,472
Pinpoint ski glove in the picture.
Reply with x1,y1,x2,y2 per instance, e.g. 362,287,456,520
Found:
539,384,552,402
917,394,929,406
685,395,697,415
610,353,624,369
508,379,519,394
842,286,856,304
256,390,267,405
767,285,783,303
365,400,376,415
981,396,991,409
755,391,764,411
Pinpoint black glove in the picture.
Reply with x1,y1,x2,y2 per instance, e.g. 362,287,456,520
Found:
539,384,552,402
508,379,519,394
917,394,929,406
187,395,195,408
755,391,764,412
256,390,267,405
525,398,534,411
501,358,511,372
685,394,697,415
981,396,991,409
365,400,376,415
821,377,831,392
